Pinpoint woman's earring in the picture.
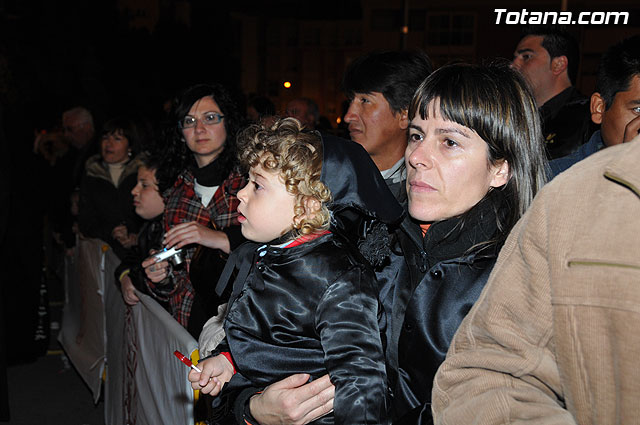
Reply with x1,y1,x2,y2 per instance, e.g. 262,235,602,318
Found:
128,150,132,157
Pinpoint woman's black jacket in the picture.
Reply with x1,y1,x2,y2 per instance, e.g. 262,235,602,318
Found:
380,195,500,425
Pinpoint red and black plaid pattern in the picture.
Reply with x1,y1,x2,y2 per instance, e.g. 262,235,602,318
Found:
148,169,246,327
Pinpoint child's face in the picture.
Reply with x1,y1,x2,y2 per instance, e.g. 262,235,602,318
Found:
237,163,297,243
131,166,165,220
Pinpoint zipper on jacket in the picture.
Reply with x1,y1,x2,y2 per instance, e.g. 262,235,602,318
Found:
568,260,640,271
603,171,640,198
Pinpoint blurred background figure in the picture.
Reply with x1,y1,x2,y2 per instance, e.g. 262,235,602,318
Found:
78,115,145,260
285,97,319,130
62,106,99,187
33,128,69,166
246,94,276,125
62,107,94,150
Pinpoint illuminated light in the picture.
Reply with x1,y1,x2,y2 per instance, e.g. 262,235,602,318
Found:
283,81,292,89
336,117,342,124
402,26,409,34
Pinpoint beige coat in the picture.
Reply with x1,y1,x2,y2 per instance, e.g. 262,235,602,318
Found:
432,140,640,425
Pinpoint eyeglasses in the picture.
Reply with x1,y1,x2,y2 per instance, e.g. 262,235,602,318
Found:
179,112,225,129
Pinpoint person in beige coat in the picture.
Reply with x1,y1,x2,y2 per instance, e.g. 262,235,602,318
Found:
432,132,640,424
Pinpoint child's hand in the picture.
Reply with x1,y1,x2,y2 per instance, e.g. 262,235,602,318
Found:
188,354,235,396
119,275,140,305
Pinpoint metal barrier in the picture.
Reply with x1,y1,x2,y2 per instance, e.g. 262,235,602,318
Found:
58,238,198,425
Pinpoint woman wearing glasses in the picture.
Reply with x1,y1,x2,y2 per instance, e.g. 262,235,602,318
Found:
142,83,246,338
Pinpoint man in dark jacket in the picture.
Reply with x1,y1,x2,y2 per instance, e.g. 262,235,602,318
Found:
512,25,594,159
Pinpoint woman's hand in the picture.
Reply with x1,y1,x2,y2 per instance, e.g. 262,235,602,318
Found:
188,355,235,396
142,251,170,283
120,275,140,305
163,221,230,253
249,374,335,425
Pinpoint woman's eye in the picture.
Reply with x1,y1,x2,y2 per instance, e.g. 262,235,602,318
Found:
444,138,458,148
409,132,423,143
252,181,262,191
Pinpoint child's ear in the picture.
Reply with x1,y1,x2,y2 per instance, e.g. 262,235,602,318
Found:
294,197,321,228
303,197,322,215
293,196,321,229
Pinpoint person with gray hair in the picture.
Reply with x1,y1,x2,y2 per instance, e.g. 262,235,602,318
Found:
62,106,94,150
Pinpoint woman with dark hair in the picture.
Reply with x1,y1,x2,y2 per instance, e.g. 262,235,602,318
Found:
238,62,549,425
142,83,246,338
386,61,548,423
78,115,145,260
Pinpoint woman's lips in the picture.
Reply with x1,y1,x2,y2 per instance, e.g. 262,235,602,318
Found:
409,180,437,193
237,214,246,223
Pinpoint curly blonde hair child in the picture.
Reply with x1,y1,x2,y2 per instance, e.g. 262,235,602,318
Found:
236,117,332,237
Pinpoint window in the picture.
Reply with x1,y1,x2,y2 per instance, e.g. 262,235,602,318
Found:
427,13,475,46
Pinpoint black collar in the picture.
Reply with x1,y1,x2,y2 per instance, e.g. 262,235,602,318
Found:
192,157,227,186
402,193,499,268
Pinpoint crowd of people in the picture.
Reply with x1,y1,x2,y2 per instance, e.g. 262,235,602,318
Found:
2,24,640,424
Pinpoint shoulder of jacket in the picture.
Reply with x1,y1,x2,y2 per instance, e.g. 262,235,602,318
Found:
84,155,110,181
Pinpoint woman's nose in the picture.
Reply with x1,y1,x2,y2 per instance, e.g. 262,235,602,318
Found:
408,143,434,169
194,117,206,132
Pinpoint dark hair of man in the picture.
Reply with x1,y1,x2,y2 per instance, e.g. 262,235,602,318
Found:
158,83,242,188
522,25,580,85
409,61,548,249
342,49,433,114
596,35,640,110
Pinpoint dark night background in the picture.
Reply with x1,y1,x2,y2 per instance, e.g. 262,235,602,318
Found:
0,0,366,133
1,0,638,136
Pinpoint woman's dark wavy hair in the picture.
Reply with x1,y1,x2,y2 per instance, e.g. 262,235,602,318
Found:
408,61,548,247
156,83,242,189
